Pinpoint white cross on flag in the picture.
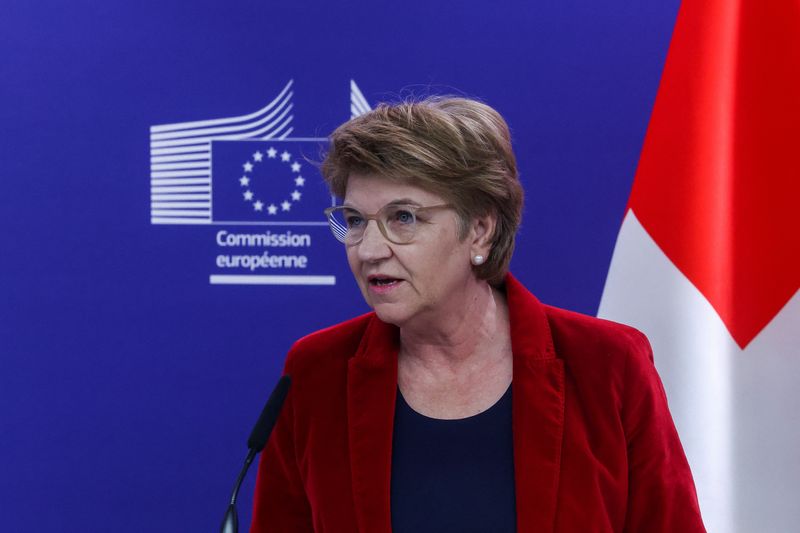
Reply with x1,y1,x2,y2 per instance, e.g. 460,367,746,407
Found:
598,1,799,532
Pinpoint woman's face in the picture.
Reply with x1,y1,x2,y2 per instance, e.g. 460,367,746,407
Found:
343,173,481,328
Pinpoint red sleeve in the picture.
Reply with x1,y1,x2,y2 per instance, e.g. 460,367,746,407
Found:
621,331,706,532
249,358,314,532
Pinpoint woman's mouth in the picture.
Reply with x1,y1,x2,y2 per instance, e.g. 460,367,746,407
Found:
368,276,402,293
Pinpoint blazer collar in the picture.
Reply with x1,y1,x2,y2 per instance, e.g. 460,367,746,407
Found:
346,273,565,532
506,273,565,531
347,315,398,533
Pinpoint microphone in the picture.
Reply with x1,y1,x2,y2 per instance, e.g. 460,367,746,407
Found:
220,375,292,533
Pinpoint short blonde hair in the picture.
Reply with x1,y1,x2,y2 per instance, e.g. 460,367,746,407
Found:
321,96,524,286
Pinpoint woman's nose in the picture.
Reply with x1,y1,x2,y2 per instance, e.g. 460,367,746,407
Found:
356,220,392,261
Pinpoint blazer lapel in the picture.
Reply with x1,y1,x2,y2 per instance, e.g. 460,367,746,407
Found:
347,316,399,533
506,274,566,532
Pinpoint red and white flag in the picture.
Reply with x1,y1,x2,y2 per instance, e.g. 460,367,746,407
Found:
598,1,799,531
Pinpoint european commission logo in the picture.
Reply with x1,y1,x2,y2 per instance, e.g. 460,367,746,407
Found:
149,79,372,286
211,139,331,223
149,79,371,224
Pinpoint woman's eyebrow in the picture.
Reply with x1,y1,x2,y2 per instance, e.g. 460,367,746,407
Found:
386,198,422,207
342,198,423,211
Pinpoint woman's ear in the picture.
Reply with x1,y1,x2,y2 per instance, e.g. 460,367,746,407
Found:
469,212,497,256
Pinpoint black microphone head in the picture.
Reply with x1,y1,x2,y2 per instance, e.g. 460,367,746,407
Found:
247,375,291,452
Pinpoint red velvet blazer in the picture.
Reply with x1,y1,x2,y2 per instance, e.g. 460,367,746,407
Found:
250,274,705,532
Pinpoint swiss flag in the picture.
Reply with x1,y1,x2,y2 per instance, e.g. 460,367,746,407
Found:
598,1,799,532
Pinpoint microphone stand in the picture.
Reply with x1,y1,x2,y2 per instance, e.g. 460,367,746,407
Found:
220,375,291,533
220,448,258,533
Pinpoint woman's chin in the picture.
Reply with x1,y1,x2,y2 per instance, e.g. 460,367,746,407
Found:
371,302,412,327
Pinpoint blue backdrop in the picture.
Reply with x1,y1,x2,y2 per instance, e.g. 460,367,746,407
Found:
1,1,679,530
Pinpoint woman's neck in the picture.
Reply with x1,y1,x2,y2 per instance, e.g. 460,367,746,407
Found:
399,279,510,374
397,278,513,418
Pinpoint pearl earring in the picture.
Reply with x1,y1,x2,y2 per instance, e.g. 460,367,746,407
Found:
472,254,485,265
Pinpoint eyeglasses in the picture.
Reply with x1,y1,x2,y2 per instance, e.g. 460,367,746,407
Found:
324,203,453,245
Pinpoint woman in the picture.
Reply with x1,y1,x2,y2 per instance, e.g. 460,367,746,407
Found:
250,97,705,532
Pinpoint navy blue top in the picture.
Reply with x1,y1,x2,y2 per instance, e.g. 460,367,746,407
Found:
390,385,517,533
